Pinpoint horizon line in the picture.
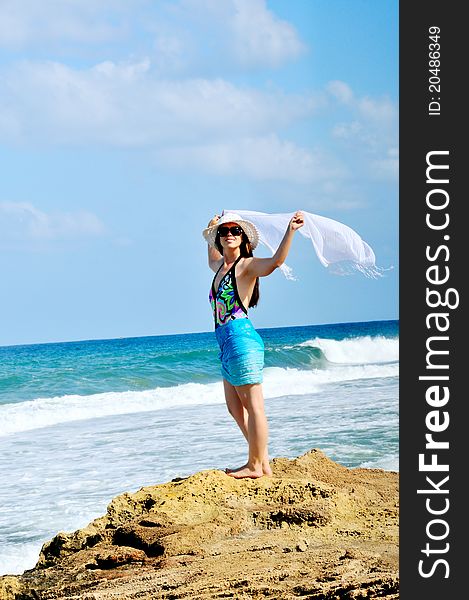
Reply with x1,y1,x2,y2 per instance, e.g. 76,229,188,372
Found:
0,317,399,350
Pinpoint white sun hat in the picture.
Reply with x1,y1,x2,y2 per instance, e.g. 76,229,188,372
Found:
202,212,260,249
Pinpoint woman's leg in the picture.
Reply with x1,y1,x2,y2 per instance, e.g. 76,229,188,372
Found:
225,381,270,479
223,379,271,476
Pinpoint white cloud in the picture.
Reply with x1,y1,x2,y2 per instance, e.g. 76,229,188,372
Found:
0,58,318,146
0,201,106,240
0,2,315,186
0,60,400,190
331,120,362,139
357,95,396,126
327,81,354,105
1,1,306,72
230,0,306,67
371,147,399,181
328,80,397,134
0,57,329,184
327,80,398,181
152,33,187,73
155,135,345,183
156,0,306,71
0,0,130,48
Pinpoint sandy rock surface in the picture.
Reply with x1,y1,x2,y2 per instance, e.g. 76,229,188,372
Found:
0,449,399,599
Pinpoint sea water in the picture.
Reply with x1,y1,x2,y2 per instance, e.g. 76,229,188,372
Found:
0,319,398,575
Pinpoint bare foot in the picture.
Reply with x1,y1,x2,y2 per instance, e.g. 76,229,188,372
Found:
225,461,272,476
226,464,264,479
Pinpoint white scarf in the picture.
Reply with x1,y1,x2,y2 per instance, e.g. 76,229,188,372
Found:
225,209,387,280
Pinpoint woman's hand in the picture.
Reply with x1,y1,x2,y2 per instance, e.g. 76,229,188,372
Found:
246,210,305,278
289,210,305,231
208,214,221,228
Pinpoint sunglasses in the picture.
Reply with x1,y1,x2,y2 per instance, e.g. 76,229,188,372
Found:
217,225,243,237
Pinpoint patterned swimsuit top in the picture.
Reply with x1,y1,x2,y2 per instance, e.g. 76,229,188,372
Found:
209,256,249,329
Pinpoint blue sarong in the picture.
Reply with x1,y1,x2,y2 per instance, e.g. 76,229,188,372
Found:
215,319,264,386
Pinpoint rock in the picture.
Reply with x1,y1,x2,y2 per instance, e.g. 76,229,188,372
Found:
90,547,147,569
296,539,309,552
0,449,399,599
0,576,24,600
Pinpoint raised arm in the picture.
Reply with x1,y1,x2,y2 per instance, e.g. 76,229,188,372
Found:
245,211,304,278
207,214,223,272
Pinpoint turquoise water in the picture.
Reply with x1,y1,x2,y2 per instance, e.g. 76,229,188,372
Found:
0,320,398,575
0,320,397,403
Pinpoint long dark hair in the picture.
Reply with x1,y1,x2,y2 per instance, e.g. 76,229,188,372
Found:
215,230,260,308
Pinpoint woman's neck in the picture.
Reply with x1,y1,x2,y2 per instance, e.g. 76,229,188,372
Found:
223,248,241,265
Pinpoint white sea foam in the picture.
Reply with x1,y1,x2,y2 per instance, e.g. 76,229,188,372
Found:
0,542,44,577
0,361,398,437
0,382,223,438
298,335,399,364
360,454,399,472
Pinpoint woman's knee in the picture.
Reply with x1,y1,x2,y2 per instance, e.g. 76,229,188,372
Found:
226,401,239,417
236,383,264,411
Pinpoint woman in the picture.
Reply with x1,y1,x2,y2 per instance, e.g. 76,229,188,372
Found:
203,210,304,479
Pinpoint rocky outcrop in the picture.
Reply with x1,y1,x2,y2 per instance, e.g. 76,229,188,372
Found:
0,449,399,599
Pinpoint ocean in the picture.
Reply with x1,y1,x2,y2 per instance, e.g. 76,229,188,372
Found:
0,319,398,575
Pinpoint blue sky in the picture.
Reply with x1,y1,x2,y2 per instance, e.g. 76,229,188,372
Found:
0,0,398,346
